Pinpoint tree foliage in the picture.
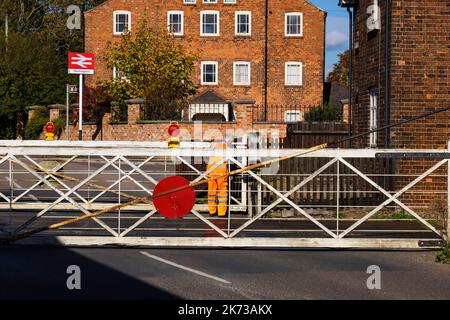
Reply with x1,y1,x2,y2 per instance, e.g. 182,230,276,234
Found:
0,33,67,109
304,103,343,122
0,32,67,138
24,106,65,139
24,106,49,140
0,0,108,139
327,50,350,86
104,21,199,120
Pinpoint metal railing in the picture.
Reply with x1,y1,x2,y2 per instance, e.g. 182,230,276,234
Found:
0,140,448,248
252,105,312,123
139,103,234,122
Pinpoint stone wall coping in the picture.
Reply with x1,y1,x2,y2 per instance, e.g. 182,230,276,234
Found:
112,99,256,106
125,98,145,105
48,104,65,110
109,99,145,106
108,121,129,125
26,106,45,111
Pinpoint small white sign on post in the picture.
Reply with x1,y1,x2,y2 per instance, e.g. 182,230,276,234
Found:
68,52,95,141
68,85,78,93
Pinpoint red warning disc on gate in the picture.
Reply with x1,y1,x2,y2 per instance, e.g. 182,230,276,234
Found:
153,176,195,219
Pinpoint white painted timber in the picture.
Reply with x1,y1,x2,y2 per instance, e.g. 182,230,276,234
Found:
54,236,443,249
0,140,446,158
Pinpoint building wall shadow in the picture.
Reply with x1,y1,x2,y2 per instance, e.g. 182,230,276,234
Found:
0,245,179,300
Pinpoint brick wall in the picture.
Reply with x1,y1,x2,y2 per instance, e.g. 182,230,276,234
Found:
39,102,288,142
352,0,388,148
389,0,450,149
351,0,450,149
84,0,325,107
350,0,450,215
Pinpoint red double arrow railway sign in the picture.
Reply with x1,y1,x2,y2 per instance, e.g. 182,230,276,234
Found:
68,52,95,140
68,52,95,75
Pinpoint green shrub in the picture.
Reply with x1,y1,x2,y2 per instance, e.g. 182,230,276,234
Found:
24,107,66,140
391,211,414,220
110,101,128,123
372,210,414,220
52,116,66,137
24,107,48,140
304,103,342,122
436,244,450,264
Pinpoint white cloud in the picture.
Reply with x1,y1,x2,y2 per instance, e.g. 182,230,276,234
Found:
326,17,349,50
323,16,350,77
327,30,348,49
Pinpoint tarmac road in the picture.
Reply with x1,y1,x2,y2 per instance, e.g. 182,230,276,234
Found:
0,246,449,300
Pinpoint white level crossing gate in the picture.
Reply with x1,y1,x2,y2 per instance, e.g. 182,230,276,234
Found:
0,141,448,249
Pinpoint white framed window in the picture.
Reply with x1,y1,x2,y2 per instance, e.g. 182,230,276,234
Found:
183,0,196,3
233,62,251,85
224,0,237,3
285,62,303,86
285,12,303,37
235,11,251,36
201,61,218,85
203,0,217,3
113,11,131,35
113,67,120,79
167,11,184,36
188,103,231,121
113,67,128,82
369,88,378,147
200,11,220,36
284,110,303,123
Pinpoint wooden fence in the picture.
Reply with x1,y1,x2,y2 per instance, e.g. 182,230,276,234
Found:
282,122,349,149
274,122,386,207
259,157,389,207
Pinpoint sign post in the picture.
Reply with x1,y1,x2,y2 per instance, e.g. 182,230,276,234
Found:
68,52,95,141
78,74,83,140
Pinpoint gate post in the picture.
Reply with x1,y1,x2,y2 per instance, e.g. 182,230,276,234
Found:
447,141,450,242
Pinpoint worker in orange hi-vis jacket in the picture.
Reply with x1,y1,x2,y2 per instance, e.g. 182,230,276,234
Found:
207,142,229,217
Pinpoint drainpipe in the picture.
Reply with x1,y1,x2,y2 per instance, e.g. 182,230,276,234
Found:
323,12,327,103
384,0,391,148
347,7,353,148
383,0,392,193
264,0,269,121
82,5,86,51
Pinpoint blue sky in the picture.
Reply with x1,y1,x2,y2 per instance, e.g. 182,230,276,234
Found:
308,0,349,77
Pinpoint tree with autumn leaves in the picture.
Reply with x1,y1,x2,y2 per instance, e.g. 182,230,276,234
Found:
327,50,350,86
0,1,198,137
103,21,199,121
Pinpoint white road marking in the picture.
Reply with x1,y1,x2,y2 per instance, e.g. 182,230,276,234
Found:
140,251,231,284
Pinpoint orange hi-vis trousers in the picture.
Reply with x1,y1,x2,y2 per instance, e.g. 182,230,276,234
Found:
207,161,228,217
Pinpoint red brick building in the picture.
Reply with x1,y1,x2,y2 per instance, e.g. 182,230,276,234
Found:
339,0,450,149
85,0,326,117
